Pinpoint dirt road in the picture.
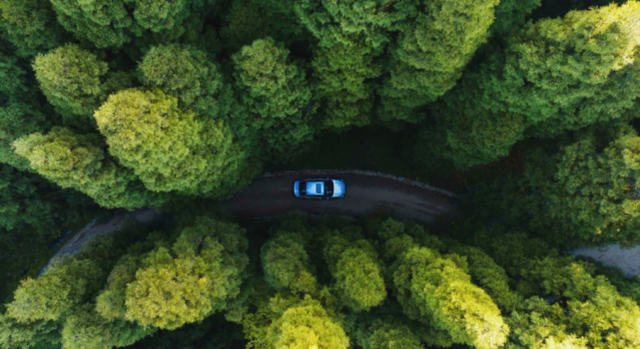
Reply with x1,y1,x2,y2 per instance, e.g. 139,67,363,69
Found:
223,171,458,224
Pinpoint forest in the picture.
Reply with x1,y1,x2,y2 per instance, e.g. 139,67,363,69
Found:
2,0,640,348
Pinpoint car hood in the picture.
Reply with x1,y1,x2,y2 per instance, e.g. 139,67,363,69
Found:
333,180,345,197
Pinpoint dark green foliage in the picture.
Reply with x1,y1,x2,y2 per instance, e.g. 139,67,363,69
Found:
489,0,541,36
0,0,66,57
232,37,315,160
48,0,204,49
434,1,640,167
0,101,49,170
0,165,91,235
220,0,304,54
473,125,640,245
311,41,380,129
138,44,232,119
3,0,640,348
379,0,500,123
295,0,419,49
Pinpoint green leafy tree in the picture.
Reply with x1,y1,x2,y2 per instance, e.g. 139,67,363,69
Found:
261,231,317,294
232,37,315,160
244,295,348,349
0,101,49,170
220,0,304,54
13,127,165,209
61,305,154,349
355,317,422,349
379,0,500,123
499,127,640,245
48,0,204,49
124,218,249,330
265,298,349,349
387,236,508,349
96,254,145,321
294,0,419,49
33,44,108,123
434,1,640,167
0,0,65,57
489,0,541,36
138,44,233,119
94,88,251,197
448,245,521,312
311,41,380,129
322,229,386,311
0,312,61,349
6,257,104,323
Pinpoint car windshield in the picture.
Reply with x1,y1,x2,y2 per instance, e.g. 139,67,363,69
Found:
324,180,334,197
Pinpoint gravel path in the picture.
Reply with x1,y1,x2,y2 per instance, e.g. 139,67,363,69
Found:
572,245,640,276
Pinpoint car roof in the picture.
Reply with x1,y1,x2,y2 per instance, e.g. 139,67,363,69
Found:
305,181,325,196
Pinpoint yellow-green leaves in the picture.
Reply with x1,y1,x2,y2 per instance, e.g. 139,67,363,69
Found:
120,218,249,329
33,44,108,122
94,88,247,197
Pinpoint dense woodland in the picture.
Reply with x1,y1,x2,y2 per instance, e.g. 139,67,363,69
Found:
2,0,640,348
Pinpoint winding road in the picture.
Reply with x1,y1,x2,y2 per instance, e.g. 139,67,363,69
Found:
47,170,639,277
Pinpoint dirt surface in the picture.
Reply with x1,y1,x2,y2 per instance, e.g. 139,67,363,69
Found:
223,171,458,224
572,245,640,277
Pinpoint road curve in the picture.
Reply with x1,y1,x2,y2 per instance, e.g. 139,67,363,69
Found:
44,171,457,275
224,171,458,223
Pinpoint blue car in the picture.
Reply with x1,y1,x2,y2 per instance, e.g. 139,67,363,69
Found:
293,178,346,199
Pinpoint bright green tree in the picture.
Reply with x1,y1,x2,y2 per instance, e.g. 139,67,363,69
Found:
94,88,251,197
434,1,640,167
264,297,349,349
388,237,509,349
379,0,500,123
233,37,312,119
448,245,521,312
124,218,249,330
13,127,165,209
33,44,108,123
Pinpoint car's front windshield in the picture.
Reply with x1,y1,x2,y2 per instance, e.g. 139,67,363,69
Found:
324,180,334,197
